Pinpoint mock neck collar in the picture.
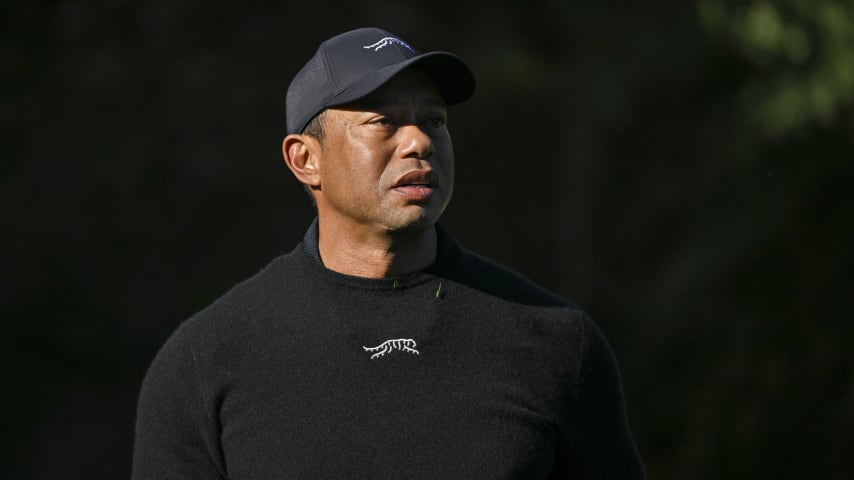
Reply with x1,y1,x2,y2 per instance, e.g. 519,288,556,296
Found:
298,217,462,280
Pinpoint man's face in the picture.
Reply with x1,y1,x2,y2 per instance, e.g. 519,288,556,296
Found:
314,69,453,234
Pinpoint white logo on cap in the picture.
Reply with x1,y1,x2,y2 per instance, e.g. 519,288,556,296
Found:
363,37,416,53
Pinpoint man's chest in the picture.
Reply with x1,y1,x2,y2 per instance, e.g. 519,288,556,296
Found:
213,317,567,479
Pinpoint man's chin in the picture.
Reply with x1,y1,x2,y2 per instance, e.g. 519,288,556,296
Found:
384,207,443,235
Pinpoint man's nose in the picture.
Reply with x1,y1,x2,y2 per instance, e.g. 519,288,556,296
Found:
398,124,434,160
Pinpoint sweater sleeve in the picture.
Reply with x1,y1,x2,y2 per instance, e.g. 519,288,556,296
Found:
132,325,226,479
564,316,646,479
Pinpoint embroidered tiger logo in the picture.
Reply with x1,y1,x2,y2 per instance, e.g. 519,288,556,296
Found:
363,338,420,359
363,37,417,53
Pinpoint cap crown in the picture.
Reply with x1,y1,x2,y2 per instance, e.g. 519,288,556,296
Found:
286,27,475,134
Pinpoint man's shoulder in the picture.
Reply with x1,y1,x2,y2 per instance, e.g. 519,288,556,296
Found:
178,248,301,337
450,247,580,311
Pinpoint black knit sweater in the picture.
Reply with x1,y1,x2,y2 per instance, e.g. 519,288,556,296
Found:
132,222,645,479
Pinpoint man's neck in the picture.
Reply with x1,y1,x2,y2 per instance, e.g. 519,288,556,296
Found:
315,218,437,279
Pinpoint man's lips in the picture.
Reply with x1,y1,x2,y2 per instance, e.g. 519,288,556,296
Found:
392,170,439,189
392,170,439,201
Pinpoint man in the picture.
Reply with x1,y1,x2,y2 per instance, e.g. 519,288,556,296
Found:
133,27,645,479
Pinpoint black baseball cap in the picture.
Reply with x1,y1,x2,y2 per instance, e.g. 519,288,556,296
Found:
286,27,476,135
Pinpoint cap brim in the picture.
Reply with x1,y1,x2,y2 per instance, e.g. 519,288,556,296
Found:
326,51,475,110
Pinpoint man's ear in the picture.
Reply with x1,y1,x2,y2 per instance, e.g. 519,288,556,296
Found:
282,134,321,188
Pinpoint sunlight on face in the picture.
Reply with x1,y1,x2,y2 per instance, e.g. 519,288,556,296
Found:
315,69,454,234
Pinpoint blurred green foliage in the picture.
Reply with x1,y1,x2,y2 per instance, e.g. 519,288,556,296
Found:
2,1,852,479
699,0,854,136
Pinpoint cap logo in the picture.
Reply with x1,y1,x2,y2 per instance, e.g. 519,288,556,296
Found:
363,36,416,53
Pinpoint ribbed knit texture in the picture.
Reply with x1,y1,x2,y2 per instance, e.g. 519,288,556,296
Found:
132,222,645,479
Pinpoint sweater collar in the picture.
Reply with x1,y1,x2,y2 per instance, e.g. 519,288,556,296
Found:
300,217,324,265
299,217,462,279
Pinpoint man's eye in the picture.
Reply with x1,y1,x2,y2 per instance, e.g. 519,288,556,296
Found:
424,116,446,128
376,117,396,126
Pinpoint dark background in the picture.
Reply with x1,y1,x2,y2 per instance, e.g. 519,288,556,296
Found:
3,0,852,478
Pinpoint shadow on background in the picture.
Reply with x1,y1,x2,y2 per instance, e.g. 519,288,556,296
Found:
3,0,852,478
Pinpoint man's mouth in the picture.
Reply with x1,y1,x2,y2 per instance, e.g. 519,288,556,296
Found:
392,171,439,201
393,170,439,189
